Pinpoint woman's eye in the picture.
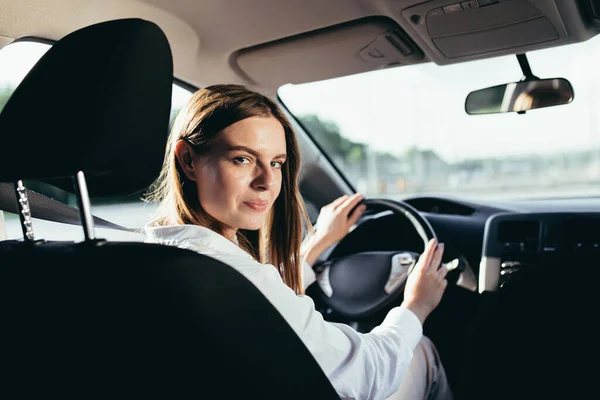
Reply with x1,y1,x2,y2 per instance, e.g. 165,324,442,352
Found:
233,156,251,165
271,161,283,169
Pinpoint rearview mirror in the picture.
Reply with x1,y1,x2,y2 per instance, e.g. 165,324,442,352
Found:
465,78,574,115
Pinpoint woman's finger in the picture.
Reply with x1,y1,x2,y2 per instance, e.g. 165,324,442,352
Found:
339,193,364,216
437,264,449,280
416,239,437,273
427,243,444,272
330,194,349,209
348,204,367,227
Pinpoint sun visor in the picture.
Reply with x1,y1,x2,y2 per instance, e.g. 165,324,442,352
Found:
0,19,173,197
232,16,425,88
402,0,568,60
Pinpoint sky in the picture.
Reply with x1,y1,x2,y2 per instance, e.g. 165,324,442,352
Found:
0,41,49,86
279,36,600,163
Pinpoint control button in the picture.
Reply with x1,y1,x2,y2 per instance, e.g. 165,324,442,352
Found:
442,258,460,272
500,268,518,276
461,1,478,10
443,4,463,14
478,0,499,6
504,242,525,252
428,8,443,17
501,261,521,269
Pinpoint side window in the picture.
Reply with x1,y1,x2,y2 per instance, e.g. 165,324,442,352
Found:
0,41,50,114
0,40,194,240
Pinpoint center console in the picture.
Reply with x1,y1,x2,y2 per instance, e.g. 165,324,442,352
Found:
478,212,600,293
472,211,599,399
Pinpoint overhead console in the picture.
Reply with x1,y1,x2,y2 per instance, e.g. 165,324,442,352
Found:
478,212,600,293
400,0,573,61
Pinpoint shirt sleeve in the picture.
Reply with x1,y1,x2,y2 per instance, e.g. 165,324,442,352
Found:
302,260,317,289
254,264,423,400
300,232,318,290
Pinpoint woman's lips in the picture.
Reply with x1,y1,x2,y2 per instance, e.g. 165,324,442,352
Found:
243,200,268,212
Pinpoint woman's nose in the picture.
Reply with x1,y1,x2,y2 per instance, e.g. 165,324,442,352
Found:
252,166,276,191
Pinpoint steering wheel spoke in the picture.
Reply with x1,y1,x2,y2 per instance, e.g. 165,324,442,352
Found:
314,262,334,298
384,251,419,294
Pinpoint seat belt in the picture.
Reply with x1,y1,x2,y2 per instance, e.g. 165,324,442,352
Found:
0,183,132,232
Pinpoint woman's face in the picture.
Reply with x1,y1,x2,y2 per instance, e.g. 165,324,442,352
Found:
192,116,287,238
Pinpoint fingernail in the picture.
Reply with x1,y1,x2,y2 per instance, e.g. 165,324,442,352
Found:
360,205,367,211
438,243,445,249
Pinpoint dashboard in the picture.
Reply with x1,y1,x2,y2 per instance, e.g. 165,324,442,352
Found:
316,195,600,296
403,195,600,294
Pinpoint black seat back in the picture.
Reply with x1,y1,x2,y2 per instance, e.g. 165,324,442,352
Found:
0,19,339,399
0,242,339,398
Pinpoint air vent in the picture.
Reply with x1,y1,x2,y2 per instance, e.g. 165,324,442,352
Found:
498,220,540,252
546,217,600,255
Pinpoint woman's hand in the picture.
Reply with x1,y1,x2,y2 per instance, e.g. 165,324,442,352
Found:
401,239,448,325
301,193,366,267
314,193,366,245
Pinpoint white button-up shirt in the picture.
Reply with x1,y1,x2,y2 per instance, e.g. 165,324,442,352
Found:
145,224,423,400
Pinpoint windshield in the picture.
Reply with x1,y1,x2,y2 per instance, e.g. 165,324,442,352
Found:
279,36,600,201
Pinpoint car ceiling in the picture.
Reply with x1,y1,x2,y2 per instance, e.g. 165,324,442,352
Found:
1,0,599,95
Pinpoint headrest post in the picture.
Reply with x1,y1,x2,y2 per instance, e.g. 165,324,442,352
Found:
72,171,96,241
13,180,35,241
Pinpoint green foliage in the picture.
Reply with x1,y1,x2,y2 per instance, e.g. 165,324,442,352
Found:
297,114,366,162
0,85,15,114
297,114,412,165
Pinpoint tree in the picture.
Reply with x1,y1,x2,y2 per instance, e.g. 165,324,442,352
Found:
0,85,15,114
297,114,366,163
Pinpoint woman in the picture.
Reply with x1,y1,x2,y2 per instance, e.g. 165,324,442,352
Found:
145,84,452,400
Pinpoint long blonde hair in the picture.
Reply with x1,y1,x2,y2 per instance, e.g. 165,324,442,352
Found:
147,84,310,294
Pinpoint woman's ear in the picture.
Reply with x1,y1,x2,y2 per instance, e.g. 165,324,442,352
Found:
174,140,197,182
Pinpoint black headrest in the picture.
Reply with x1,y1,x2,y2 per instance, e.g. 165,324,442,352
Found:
0,19,173,196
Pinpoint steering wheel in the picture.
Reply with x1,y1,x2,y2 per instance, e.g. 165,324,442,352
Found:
313,198,437,319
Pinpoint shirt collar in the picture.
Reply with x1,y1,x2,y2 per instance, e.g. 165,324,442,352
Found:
144,222,254,261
